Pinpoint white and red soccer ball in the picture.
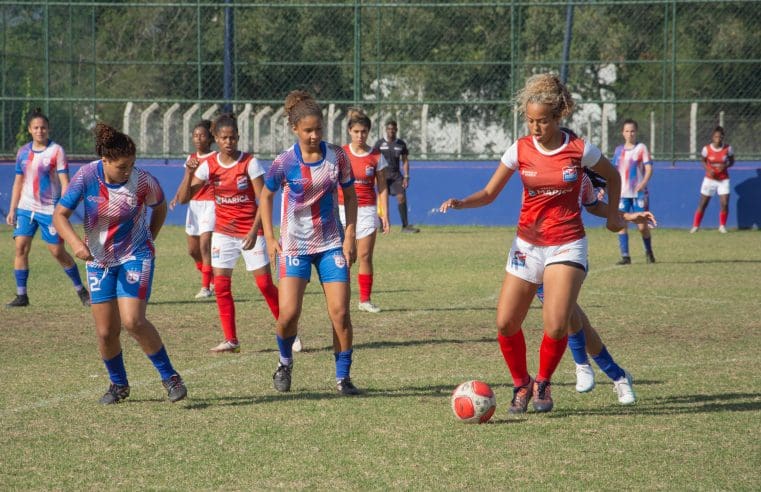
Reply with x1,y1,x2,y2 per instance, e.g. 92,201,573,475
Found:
451,380,496,423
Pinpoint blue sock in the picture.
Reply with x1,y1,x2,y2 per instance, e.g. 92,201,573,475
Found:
568,331,590,365
591,346,625,381
618,234,630,257
335,349,353,380
277,335,296,365
14,269,29,295
642,236,652,253
103,351,129,386
147,345,176,380
63,265,84,290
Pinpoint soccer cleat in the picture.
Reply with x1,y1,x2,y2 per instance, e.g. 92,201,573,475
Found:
99,383,130,405
209,340,240,353
292,336,303,353
689,226,699,234
77,288,91,307
357,301,381,313
508,377,534,414
575,363,596,393
401,225,420,233
613,371,636,405
162,373,187,403
273,362,293,392
718,225,728,234
646,252,656,264
616,256,631,265
195,287,214,299
532,380,554,413
336,377,361,396
6,294,30,307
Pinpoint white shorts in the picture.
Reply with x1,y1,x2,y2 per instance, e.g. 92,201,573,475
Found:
505,236,588,284
339,205,380,240
186,200,216,235
700,177,730,196
211,233,269,271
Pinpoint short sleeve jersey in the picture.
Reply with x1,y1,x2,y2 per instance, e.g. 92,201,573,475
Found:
373,138,408,177
701,144,734,180
15,140,69,214
264,141,354,256
337,145,388,206
194,152,264,238
612,142,652,198
187,151,215,201
58,161,164,268
501,132,602,246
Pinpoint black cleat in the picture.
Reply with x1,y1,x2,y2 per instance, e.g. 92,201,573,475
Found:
401,225,420,233
6,294,29,307
77,288,91,307
336,377,361,396
99,383,130,405
616,256,632,265
162,373,187,403
508,377,534,414
273,362,293,392
646,252,656,264
532,380,554,413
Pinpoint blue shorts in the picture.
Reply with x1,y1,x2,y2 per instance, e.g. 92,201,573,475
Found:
86,258,155,304
619,192,648,213
278,248,349,283
13,208,62,245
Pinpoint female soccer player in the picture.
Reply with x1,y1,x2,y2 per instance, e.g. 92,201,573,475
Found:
176,113,279,353
339,108,390,313
169,120,216,298
612,119,655,264
440,73,624,413
6,109,89,308
259,90,361,396
691,126,734,233
53,123,186,404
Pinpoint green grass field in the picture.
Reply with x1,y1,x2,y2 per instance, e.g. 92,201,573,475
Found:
1,224,760,490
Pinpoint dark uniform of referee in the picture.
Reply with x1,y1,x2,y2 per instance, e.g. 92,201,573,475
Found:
373,120,420,233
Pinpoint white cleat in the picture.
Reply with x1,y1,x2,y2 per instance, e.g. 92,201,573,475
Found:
195,287,214,299
718,225,727,234
292,336,303,353
209,340,240,353
689,226,699,234
358,301,381,313
575,363,596,393
613,371,636,405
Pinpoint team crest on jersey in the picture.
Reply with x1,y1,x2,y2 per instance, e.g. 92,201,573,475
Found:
562,166,578,182
126,196,138,208
236,176,249,190
333,253,347,269
43,158,51,166
126,270,141,284
510,251,527,268
365,166,375,177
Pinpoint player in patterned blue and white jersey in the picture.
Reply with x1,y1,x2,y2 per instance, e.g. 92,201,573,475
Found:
5,109,89,307
53,123,187,405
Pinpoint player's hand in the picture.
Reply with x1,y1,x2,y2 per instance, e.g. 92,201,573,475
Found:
74,244,94,262
265,236,281,264
622,211,657,228
5,210,15,226
402,176,409,190
343,237,357,267
186,157,199,171
439,198,462,213
169,197,178,210
242,230,257,250
380,215,390,234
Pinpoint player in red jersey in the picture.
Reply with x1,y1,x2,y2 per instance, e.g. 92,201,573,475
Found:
440,73,624,414
170,120,216,298
177,113,279,353
339,108,390,313
691,126,735,233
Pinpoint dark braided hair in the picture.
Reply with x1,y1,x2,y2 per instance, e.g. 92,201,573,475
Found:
94,123,135,159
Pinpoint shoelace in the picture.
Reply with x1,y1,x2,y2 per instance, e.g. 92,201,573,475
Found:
536,381,551,399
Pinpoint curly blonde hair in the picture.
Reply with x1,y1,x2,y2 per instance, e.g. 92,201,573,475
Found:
515,73,575,119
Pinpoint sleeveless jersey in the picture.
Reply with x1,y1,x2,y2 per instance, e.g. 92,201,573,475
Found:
501,132,602,246
15,140,68,214
337,145,387,206
701,143,734,180
58,161,164,268
194,152,264,238
611,142,652,198
264,141,354,256
186,151,215,201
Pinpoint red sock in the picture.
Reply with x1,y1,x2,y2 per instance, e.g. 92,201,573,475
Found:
358,273,373,303
719,211,728,226
195,261,203,272
497,330,530,387
255,273,279,320
693,210,704,228
536,333,568,382
201,264,213,289
214,275,237,343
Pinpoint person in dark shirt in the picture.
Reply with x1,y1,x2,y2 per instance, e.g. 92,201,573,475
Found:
374,120,420,233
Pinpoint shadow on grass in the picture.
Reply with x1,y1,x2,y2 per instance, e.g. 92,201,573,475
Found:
243,336,498,354
662,259,761,265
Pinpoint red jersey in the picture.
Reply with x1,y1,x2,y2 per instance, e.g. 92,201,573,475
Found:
194,152,265,237
501,132,602,246
701,143,734,180
187,151,215,201
338,145,387,206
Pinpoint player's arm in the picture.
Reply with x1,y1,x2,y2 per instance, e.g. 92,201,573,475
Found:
726,148,735,168
175,158,205,204
53,204,93,261
243,176,265,250
635,163,653,192
376,168,390,234
341,184,358,266
6,174,23,225
149,199,168,240
439,162,513,212
584,200,657,228
259,185,281,264
401,152,410,190
589,155,625,232
58,172,70,194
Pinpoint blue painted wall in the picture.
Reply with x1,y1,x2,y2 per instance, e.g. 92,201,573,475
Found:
2,160,760,230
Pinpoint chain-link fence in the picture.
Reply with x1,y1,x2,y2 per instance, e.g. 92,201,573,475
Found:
2,1,760,160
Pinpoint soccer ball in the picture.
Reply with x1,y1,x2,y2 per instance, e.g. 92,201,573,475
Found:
451,380,496,424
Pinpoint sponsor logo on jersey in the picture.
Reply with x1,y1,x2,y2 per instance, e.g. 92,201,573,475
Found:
126,270,141,284
215,195,250,205
333,253,347,269
562,166,578,182
522,170,538,177
236,175,249,190
528,187,570,197
87,195,106,204
511,251,527,268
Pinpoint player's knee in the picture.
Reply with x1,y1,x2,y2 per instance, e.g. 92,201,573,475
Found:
496,317,521,336
328,305,350,327
122,316,148,333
